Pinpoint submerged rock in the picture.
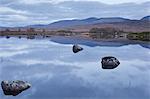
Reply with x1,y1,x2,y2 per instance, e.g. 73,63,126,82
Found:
27,35,35,39
18,36,21,39
1,80,31,96
6,36,10,39
72,44,83,53
101,56,120,69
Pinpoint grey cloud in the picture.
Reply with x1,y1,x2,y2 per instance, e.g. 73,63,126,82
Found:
0,1,150,26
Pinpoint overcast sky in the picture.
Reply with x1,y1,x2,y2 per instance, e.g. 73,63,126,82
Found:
0,0,150,27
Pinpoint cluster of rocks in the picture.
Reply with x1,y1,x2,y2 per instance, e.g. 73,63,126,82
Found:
1,80,31,96
72,44,120,69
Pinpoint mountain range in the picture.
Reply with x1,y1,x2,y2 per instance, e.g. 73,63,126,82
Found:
1,16,150,32
28,17,132,28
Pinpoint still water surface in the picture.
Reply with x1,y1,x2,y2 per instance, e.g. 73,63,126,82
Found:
0,37,150,99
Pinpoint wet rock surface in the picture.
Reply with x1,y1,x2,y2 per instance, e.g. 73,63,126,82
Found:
72,44,83,53
101,56,120,69
1,80,31,96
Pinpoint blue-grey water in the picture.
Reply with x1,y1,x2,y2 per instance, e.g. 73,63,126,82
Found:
0,37,150,99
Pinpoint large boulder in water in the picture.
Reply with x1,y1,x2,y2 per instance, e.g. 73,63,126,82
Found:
1,80,31,96
101,56,120,69
72,44,83,53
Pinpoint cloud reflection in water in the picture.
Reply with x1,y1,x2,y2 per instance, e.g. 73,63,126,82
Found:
0,37,150,99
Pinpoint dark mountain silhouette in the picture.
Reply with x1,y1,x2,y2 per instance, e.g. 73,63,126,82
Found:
141,15,150,21
28,17,130,29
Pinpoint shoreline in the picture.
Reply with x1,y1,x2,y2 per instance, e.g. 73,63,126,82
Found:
0,35,149,44
0,35,149,49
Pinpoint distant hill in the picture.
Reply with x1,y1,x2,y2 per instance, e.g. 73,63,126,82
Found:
141,15,150,21
48,17,99,28
68,20,150,32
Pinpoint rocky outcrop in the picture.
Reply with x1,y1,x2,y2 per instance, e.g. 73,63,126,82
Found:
101,56,120,69
72,44,83,53
1,80,31,96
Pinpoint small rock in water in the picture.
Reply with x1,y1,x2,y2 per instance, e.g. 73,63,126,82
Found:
101,56,120,69
1,80,31,96
18,36,21,39
72,44,83,53
6,36,10,39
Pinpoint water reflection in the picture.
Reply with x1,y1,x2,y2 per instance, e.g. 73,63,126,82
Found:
51,36,150,49
0,37,150,99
